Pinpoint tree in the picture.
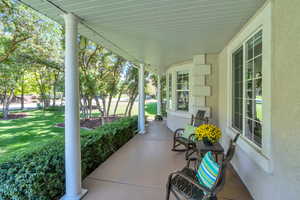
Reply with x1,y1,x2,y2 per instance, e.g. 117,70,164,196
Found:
0,0,36,63
104,56,125,116
123,65,139,117
0,0,63,117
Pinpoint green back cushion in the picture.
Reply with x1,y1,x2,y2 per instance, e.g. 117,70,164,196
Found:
182,125,196,139
196,151,220,190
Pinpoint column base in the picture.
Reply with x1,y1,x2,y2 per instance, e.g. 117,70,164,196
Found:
60,189,88,200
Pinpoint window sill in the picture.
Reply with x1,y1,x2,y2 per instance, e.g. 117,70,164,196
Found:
225,127,273,174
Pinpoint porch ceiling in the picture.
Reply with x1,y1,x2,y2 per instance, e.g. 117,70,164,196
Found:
21,0,265,72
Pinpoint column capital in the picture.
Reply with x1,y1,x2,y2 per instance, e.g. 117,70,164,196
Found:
63,13,79,25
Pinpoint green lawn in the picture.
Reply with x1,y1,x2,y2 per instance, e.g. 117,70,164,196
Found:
0,101,157,162
145,102,157,116
0,109,90,162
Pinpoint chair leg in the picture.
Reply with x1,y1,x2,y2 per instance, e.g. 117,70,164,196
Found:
166,174,172,200
166,187,171,200
172,141,187,152
209,195,218,200
171,190,181,200
185,148,195,160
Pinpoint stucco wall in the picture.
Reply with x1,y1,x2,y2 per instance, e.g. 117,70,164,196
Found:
218,1,300,199
166,54,219,131
270,0,300,198
206,54,219,125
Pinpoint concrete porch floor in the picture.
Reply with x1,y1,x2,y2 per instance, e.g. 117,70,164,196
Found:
83,121,253,200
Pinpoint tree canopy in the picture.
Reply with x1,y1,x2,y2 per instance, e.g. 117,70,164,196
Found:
0,0,151,119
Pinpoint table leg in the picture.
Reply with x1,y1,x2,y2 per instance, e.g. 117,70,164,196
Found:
215,153,218,163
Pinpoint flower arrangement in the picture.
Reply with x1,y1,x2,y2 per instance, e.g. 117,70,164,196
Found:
195,124,222,144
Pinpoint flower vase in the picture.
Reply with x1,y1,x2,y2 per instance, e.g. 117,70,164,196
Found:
203,137,213,146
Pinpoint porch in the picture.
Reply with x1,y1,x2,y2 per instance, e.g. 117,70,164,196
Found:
82,120,252,200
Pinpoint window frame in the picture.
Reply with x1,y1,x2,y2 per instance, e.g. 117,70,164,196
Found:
231,46,244,133
167,73,173,110
226,2,272,173
175,70,190,112
231,29,263,149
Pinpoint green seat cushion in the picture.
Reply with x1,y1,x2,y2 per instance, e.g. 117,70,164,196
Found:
182,125,196,139
196,151,220,190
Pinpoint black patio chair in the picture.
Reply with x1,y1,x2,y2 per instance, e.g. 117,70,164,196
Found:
166,133,240,200
172,110,208,158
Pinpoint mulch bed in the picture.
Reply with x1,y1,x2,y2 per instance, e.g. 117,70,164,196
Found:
1,113,28,120
56,116,120,129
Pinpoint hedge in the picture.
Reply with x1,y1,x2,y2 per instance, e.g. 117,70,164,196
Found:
0,116,138,200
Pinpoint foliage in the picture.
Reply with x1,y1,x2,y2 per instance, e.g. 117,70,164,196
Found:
0,0,146,119
0,116,138,200
0,0,64,116
195,124,222,144
145,102,157,116
149,74,167,115
0,110,69,162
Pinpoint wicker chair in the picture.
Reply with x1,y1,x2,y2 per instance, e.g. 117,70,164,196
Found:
172,110,208,159
166,134,240,200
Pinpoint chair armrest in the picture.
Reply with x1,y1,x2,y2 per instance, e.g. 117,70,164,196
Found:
188,133,196,141
186,157,197,168
186,156,202,169
204,117,209,124
168,170,212,194
174,128,185,137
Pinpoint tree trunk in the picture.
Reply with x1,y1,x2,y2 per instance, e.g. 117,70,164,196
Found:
60,92,64,106
21,75,25,110
83,96,88,119
113,88,123,115
124,97,131,116
52,72,59,107
106,94,113,116
128,93,138,117
52,84,56,107
3,89,14,119
88,97,92,118
94,96,103,116
101,97,107,116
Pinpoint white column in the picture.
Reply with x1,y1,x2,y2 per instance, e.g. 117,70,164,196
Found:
138,64,145,134
157,75,162,116
61,13,87,200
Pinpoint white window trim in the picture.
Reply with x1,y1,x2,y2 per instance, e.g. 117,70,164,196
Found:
226,2,273,173
166,63,192,116
167,73,173,110
175,70,190,112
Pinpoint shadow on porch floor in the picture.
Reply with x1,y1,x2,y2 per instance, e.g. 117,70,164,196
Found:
83,121,253,200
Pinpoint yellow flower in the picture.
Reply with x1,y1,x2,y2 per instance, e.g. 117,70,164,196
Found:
195,124,222,143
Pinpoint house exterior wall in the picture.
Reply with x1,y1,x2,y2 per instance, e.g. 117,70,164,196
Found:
218,1,300,199
206,54,219,125
166,54,219,131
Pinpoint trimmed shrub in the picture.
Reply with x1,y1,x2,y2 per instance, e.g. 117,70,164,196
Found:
0,116,137,200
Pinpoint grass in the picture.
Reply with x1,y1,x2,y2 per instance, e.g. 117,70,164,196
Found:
0,101,158,162
145,102,157,116
0,109,90,162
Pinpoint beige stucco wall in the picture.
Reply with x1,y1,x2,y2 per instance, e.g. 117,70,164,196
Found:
206,54,219,125
166,54,219,131
270,0,300,198
218,1,300,199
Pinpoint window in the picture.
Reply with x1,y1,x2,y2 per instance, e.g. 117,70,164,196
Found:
232,47,244,132
245,30,263,147
176,71,189,111
168,73,172,109
232,30,263,148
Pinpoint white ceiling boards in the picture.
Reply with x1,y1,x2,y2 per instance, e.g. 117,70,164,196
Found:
21,0,266,71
